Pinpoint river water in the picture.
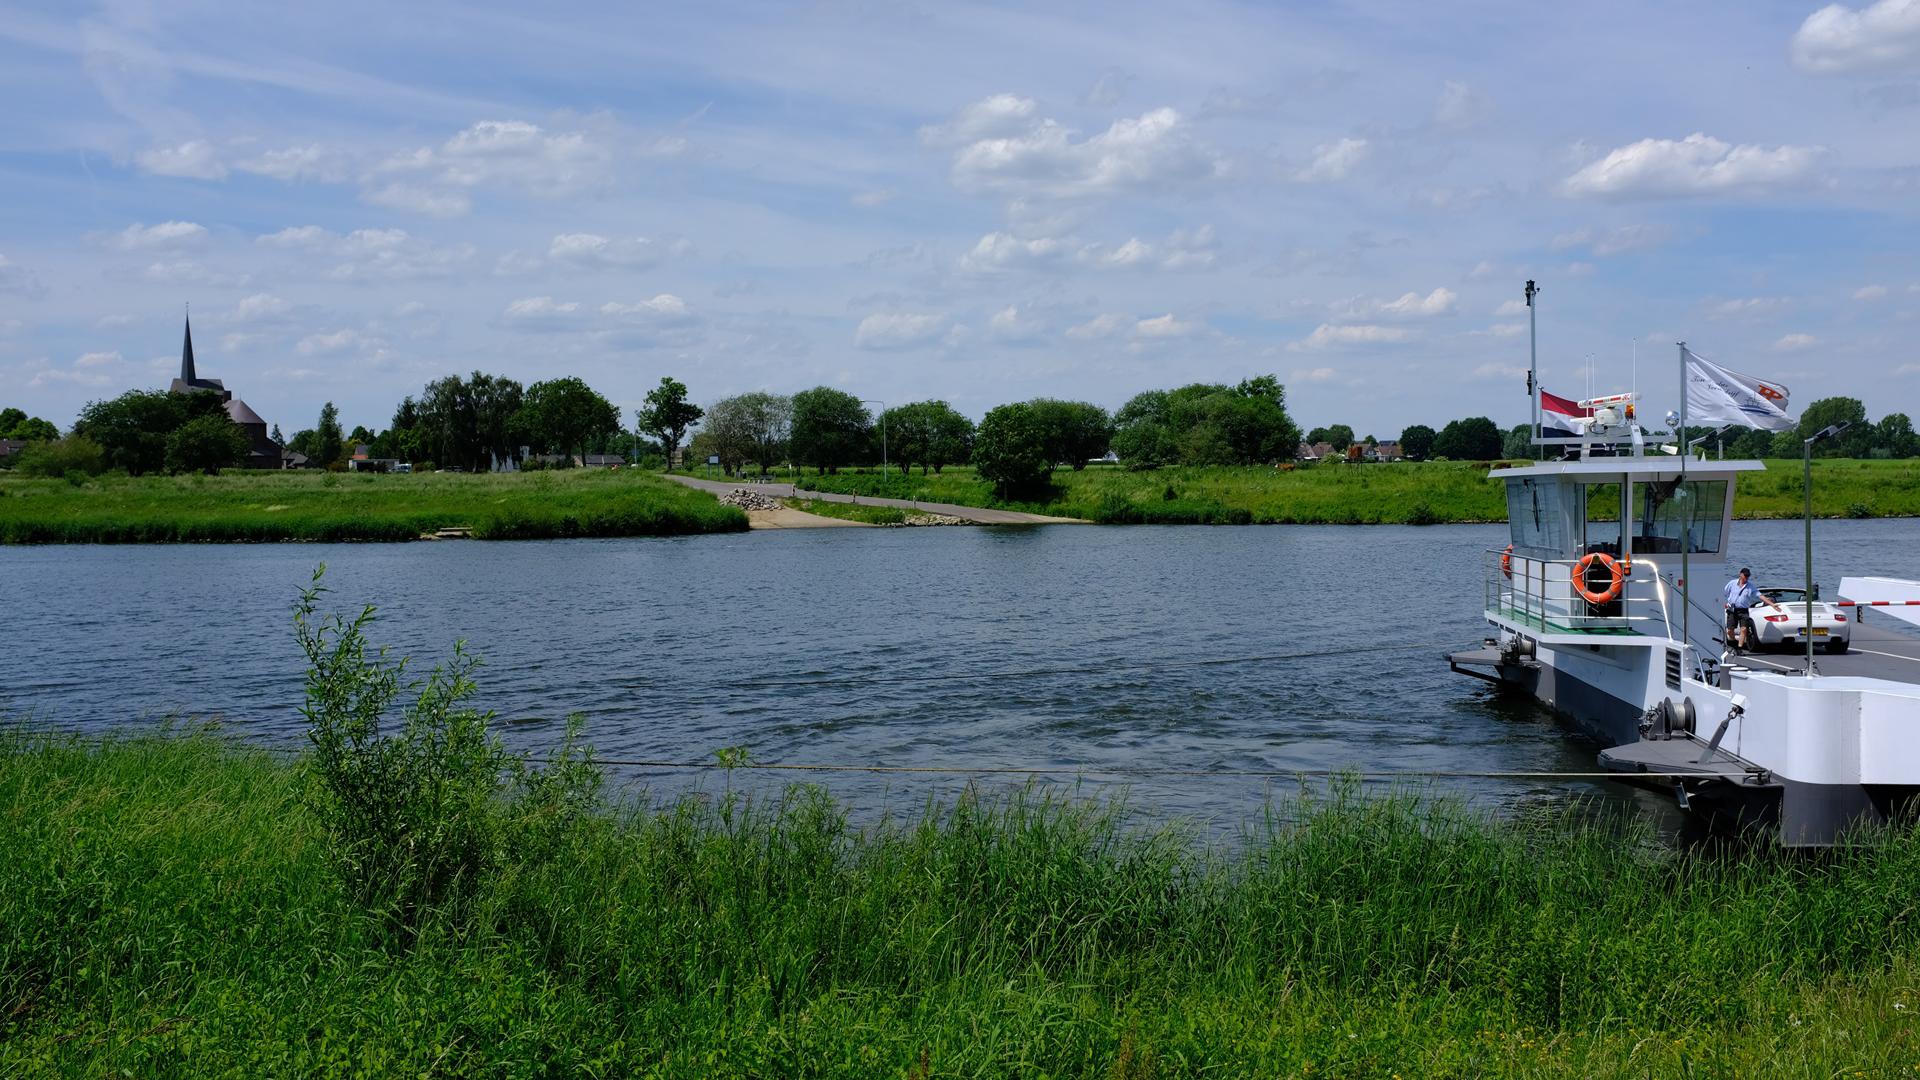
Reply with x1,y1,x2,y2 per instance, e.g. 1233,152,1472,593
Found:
4,519,1917,828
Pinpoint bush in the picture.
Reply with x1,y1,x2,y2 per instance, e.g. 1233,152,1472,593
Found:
15,435,108,478
1407,502,1441,525
1845,502,1875,519
294,566,600,932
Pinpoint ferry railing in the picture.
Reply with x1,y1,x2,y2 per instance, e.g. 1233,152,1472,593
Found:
1485,548,1660,637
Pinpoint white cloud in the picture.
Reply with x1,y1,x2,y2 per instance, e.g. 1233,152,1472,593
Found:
115,221,206,250
1292,323,1414,349
1291,367,1338,383
1854,283,1890,300
1434,80,1490,128
1774,332,1819,351
237,145,350,183
258,227,472,280
1066,313,1129,340
1294,137,1370,183
850,189,895,207
1338,287,1456,320
367,119,615,216
1556,224,1671,256
1092,237,1154,268
1707,297,1790,319
75,350,122,368
1793,0,1920,74
362,182,472,218
987,305,1045,343
256,225,332,248
135,140,226,180
395,301,430,317
27,361,115,388
1133,313,1199,339
1473,362,1529,379
946,102,1224,198
1561,133,1822,198
921,94,1040,144
959,231,1067,272
600,294,691,320
96,313,132,328
854,312,947,349
296,329,369,355
1159,225,1219,269
229,294,292,322
548,233,669,269
1494,299,1528,316
503,296,584,322
141,260,244,286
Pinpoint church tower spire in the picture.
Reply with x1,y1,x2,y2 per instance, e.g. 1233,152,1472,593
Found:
181,308,196,384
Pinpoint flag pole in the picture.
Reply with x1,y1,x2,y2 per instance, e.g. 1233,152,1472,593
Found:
1526,280,1539,460
1678,341,1690,669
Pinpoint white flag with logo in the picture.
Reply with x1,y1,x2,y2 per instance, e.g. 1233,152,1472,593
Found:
1683,347,1794,431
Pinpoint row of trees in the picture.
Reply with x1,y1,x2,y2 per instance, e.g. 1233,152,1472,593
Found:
1110,376,1300,470
687,388,983,477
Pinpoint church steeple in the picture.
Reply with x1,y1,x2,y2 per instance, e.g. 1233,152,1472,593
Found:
180,310,196,384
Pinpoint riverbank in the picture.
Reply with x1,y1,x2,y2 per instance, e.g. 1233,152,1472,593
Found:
0,469,747,543
5,731,1919,1077
779,458,1920,525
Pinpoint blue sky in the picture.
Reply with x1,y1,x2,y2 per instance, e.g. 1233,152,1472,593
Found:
3,0,1919,438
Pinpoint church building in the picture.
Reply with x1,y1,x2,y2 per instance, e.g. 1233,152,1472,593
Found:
167,315,286,469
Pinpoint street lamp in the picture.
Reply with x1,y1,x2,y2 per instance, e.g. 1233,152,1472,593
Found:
1802,422,1851,675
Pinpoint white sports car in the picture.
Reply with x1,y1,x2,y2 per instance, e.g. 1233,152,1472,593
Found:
1751,586,1851,653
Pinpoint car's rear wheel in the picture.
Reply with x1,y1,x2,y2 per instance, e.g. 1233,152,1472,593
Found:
1827,638,1849,655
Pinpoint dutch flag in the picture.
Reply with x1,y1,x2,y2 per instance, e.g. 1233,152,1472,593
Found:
1540,391,1590,439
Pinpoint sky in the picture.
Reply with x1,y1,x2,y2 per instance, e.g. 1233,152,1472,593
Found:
2,0,1919,439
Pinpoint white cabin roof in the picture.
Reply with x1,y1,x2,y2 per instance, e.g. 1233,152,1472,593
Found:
1493,457,1768,481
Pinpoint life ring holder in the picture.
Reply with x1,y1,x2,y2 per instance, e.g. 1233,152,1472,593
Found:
1572,552,1628,605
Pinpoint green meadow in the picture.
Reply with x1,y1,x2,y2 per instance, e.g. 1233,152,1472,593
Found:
783,458,1920,525
0,468,746,543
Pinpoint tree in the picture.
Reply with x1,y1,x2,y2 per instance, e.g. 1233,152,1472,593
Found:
1431,416,1502,460
348,424,374,448
1727,428,1776,459
517,377,620,464
789,387,871,474
13,435,106,478
704,392,791,475
1027,399,1114,469
470,373,526,470
313,402,345,469
1501,423,1532,459
0,407,57,442
73,389,225,476
637,377,703,471
1399,424,1436,461
1111,390,1176,470
1797,396,1872,458
973,402,1052,498
165,414,251,474
1877,412,1918,459
1108,376,1298,468
878,400,975,475
1306,424,1354,451
270,423,285,447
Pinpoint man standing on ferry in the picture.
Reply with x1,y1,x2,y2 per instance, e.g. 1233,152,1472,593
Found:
1724,567,1763,651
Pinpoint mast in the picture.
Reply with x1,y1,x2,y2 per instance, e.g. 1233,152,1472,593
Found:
1526,280,1539,460
1678,341,1689,667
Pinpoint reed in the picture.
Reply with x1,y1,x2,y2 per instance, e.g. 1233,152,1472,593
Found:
5,729,1918,1076
0,468,747,543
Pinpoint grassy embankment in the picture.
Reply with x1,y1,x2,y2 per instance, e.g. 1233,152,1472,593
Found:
0,468,747,543
778,458,1920,525
781,497,906,525
6,730,1920,1076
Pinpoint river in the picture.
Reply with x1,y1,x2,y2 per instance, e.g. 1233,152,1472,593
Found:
4,519,1917,829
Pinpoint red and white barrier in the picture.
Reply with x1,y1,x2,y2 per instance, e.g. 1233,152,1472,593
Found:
1839,577,1920,629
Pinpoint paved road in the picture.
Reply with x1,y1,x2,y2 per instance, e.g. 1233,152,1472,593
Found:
664,474,1085,525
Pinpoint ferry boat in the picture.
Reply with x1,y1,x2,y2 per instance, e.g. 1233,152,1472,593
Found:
1449,296,1920,845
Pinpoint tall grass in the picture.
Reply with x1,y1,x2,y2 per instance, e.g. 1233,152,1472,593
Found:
6,732,1920,1076
0,468,746,543
792,459,1920,525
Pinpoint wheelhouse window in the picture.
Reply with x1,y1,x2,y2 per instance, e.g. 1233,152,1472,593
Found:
1506,478,1573,556
1632,479,1727,554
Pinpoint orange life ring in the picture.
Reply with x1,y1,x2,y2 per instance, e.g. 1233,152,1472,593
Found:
1501,544,1514,579
1572,552,1627,605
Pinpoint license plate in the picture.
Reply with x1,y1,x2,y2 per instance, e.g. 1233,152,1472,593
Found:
1812,628,1828,637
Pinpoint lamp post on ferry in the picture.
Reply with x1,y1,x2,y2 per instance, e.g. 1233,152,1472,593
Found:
1802,422,1851,676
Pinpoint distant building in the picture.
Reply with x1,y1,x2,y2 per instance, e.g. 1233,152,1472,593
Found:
1373,441,1404,462
167,315,287,469
0,438,26,460
583,454,625,468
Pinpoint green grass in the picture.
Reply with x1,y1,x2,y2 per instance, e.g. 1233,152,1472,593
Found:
793,459,1920,525
782,497,903,525
7,730,1920,1076
0,468,747,543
